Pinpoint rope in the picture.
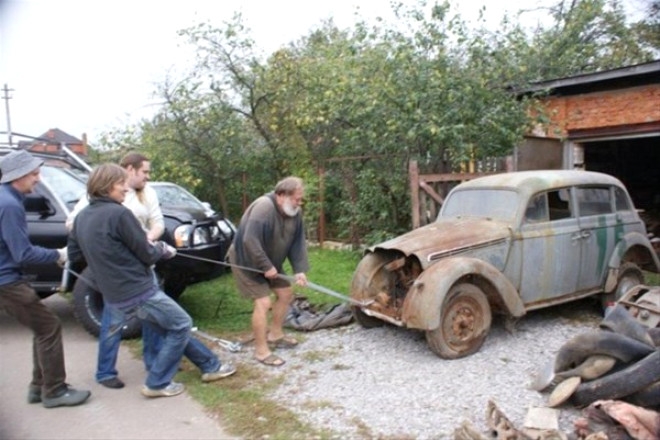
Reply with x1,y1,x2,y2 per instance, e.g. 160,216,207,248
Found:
176,252,371,306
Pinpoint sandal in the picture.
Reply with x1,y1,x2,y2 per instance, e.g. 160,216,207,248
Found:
255,354,286,367
267,335,299,349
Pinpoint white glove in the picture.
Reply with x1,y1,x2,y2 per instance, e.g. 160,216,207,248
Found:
57,247,68,266
155,241,177,260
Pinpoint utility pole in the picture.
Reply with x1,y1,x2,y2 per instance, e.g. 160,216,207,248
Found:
2,84,14,147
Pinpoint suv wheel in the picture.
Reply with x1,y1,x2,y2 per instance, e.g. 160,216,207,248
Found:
72,268,142,339
155,270,186,300
163,276,186,300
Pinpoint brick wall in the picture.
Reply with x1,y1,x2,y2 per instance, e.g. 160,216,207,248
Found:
540,84,660,137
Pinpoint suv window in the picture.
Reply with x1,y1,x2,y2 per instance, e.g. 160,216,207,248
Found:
39,165,86,211
153,183,207,211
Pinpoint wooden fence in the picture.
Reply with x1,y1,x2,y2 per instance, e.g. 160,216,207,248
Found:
409,158,513,229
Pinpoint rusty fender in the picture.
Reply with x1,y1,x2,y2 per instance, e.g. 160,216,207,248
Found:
604,231,660,292
349,250,389,304
400,256,525,330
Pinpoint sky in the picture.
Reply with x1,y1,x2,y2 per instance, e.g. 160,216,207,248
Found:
0,0,527,145
2,0,640,146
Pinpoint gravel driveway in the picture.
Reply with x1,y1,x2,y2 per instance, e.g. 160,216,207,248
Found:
253,300,603,439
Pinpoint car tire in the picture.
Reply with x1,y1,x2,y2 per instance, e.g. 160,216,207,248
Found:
426,282,492,359
571,350,660,407
72,268,142,340
160,273,186,300
600,262,644,310
352,306,385,328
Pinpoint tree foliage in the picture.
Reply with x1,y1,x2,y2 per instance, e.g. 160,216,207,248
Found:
96,0,659,245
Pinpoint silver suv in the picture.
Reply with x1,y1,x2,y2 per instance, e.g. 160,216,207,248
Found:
350,170,660,359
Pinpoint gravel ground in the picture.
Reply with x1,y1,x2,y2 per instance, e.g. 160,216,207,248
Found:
243,300,604,439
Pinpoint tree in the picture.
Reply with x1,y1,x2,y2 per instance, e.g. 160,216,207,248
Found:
632,0,660,51
498,0,659,82
97,0,657,245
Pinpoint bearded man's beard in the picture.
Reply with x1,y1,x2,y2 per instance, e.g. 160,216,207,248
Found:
282,199,300,217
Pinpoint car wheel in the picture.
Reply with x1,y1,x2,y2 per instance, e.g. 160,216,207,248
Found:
426,282,492,359
72,268,142,340
601,262,644,310
352,306,385,328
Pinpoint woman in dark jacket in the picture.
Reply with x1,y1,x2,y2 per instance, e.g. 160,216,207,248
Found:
68,163,235,397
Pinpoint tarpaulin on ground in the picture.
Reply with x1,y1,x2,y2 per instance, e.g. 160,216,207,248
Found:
284,296,354,331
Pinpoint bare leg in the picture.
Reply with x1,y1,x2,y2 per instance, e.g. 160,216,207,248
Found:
252,295,272,360
268,286,293,341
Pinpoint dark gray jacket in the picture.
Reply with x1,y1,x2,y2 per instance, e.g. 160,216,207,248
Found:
233,192,309,282
68,196,166,304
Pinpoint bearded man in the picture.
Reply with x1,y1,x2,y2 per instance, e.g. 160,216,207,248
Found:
228,176,309,367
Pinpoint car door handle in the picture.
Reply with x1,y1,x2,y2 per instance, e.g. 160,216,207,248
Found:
571,230,592,241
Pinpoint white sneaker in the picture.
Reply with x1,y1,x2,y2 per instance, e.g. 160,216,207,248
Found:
201,363,237,382
141,381,185,398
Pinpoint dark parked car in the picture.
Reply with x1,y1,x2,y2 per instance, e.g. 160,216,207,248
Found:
150,181,237,237
0,147,235,338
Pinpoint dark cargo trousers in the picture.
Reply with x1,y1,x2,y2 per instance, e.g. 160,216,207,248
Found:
0,281,66,398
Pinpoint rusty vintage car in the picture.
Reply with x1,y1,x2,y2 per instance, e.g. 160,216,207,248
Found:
350,170,660,359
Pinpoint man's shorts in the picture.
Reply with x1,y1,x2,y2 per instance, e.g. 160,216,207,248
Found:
228,245,290,300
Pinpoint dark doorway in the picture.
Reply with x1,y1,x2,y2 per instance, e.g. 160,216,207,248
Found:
584,136,660,210
583,135,660,236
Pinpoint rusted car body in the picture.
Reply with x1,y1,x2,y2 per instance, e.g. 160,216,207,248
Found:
350,170,660,359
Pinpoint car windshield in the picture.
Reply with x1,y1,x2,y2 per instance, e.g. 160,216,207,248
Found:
152,184,207,211
39,165,87,207
439,188,519,222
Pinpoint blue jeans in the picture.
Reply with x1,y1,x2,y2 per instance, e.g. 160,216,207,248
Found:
95,304,124,382
96,304,164,381
142,322,162,371
97,269,161,380
120,290,220,389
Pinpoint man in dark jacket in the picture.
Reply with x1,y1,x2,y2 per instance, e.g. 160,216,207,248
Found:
229,176,309,367
69,163,235,398
0,150,91,408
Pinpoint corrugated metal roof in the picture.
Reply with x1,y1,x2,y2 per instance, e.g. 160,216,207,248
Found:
518,60,660,96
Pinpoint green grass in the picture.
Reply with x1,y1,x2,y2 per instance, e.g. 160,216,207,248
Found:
178,246,362,335
172,246,362,439
644,270,660,286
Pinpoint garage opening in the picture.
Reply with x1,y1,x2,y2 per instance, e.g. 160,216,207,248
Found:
582,135,660,236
